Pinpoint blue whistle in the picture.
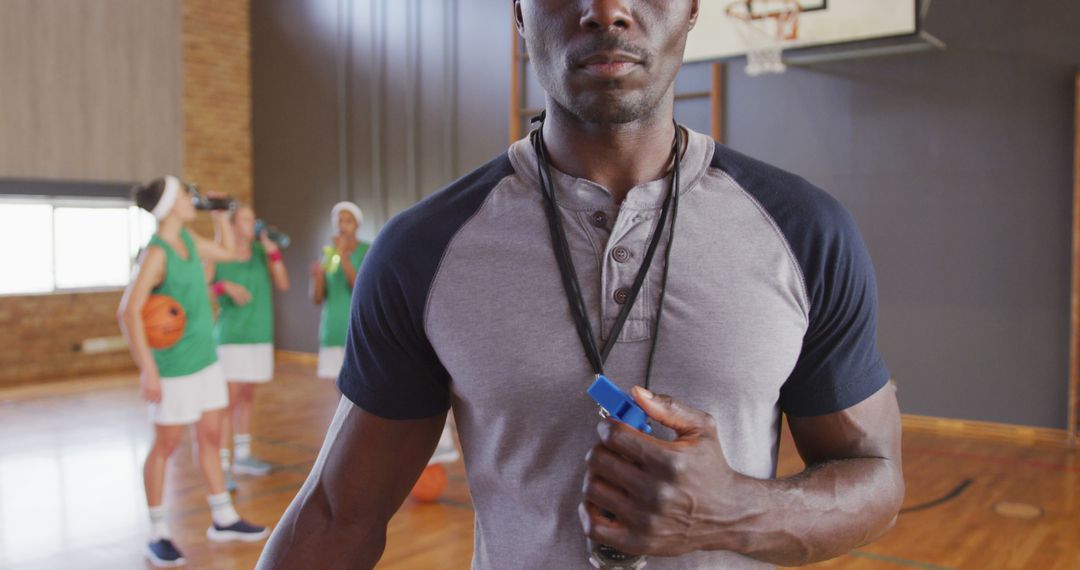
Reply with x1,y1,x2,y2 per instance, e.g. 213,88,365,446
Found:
587,375,653,435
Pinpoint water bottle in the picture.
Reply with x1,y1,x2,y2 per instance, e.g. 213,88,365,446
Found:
254,219,291,248
189,185,236,211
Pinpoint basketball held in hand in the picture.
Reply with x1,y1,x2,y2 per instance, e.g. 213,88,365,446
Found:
142,295,186,349
410,464,448,503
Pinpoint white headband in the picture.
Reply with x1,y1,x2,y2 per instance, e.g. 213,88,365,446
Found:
331,201,363,238
151,176,182,220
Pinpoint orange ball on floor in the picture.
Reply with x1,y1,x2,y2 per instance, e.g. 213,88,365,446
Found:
410,464,448,502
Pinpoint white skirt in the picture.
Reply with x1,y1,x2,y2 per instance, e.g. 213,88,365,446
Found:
217,343,275,383
149,362,229,426
317,346,346,380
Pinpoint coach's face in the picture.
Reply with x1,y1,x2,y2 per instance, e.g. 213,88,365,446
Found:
515,0,698,125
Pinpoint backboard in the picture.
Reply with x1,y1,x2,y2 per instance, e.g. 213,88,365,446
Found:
685,0,936,65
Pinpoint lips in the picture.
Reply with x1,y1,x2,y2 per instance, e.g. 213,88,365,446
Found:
577,51,643,78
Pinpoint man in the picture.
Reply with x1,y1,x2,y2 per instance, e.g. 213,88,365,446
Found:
257,1,903,568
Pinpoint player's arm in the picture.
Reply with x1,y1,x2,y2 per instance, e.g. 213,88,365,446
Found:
193,209,240,263
261,232,290,291
339,253,358,289
256,398,445,569
309,261,326,305
116,247,166,402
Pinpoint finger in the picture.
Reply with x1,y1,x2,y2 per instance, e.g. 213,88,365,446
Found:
597,419,669,467
585,444,648,498
581,473,641,528
632,386,714,438
580,502,641,555
578,500,626,535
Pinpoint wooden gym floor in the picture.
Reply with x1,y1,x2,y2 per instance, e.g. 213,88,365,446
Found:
0,358,1077,569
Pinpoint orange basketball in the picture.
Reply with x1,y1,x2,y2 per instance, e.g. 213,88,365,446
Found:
142,295,186,349
409,464,448,503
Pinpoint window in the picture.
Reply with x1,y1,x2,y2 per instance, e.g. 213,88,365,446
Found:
0,197,157,295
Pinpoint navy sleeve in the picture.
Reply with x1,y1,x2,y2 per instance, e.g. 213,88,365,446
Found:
712,143,889,417
337,153,514,419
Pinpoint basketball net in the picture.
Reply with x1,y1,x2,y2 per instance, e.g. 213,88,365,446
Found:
725,0,801,76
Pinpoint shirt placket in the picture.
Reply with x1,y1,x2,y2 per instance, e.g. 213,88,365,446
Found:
601,206,655,343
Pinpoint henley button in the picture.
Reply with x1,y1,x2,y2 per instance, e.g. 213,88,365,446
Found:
591,211,608,228
611,246,630,263
613,288,631,305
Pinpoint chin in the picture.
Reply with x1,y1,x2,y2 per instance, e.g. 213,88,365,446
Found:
562,87,654,125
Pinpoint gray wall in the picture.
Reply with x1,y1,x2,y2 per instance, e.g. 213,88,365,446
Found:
253,0,1079,428
252,0,510,357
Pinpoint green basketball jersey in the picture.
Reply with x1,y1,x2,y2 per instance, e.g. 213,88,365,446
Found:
319,242,370,348
214,241,274,345
148,229,217,378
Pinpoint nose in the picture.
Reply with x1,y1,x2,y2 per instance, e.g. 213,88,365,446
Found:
580,0,634,32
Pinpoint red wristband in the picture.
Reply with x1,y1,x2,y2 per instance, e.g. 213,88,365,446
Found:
268,250,283,263
211,281,227,296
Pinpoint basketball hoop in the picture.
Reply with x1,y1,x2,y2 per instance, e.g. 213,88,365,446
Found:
725,0,801,76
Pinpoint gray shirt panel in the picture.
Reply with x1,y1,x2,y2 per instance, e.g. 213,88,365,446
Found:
425,130,808,569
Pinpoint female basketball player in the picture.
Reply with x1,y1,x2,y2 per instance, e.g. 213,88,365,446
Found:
117,177,268,567
207,204,290,483
310,201,369,380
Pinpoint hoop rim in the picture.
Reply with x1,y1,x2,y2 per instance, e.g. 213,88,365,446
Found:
724,0,802,23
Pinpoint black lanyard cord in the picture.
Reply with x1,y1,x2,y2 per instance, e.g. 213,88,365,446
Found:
644,132,681,389
534,132,605,374
531,114,682,386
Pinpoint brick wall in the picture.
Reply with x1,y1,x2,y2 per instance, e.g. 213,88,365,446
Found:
0,291,131,385
182,0,253,207
0,0,252,387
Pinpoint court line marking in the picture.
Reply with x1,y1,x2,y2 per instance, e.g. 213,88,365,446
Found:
899,478,974,514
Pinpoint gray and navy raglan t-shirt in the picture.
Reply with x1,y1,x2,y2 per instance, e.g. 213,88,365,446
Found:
339,127,889,570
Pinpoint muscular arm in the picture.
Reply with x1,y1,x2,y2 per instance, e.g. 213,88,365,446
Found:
256,397,446,570
581,384,903,566
725,384,904,564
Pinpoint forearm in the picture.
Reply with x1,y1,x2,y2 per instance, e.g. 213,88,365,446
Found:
258,483,387,569
214,213,236,257
310,277,324,304
712,458,903,566
269,258,290,291
341,258,357,289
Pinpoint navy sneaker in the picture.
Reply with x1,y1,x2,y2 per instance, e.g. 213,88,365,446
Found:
145,538,186,567
206,519,270,543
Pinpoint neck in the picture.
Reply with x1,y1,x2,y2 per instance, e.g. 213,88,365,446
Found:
541,95,677,204
158,217,183,240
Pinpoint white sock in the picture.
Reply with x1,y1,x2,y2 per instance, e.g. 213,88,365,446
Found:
220,448,231,471
149,505,170,540
207,492,240,527
234,434,252,461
